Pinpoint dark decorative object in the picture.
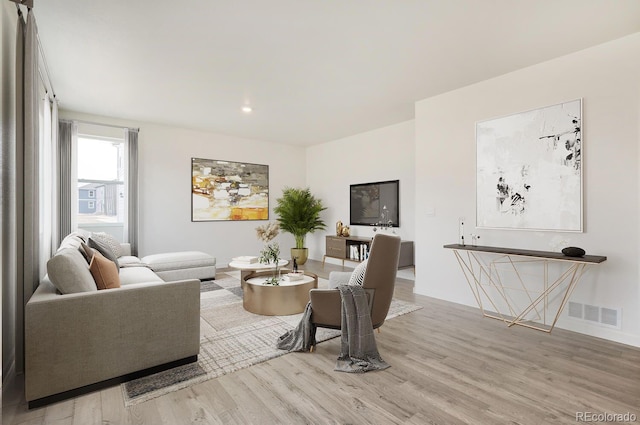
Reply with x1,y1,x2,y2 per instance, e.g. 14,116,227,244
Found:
350,180,400,227
562,246,586,257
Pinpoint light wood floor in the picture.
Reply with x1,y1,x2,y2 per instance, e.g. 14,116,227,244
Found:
3,260,640,424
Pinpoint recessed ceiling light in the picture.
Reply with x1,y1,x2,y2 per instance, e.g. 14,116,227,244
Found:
242,106,252,113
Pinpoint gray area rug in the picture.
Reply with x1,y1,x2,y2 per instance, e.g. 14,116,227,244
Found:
122,272,422,406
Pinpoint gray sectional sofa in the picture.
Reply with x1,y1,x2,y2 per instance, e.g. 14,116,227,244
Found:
25,231,216,408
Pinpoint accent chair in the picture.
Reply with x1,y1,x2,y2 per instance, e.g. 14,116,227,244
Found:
308,233,401,351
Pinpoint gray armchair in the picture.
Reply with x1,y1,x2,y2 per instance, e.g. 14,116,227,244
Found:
309,233,401,351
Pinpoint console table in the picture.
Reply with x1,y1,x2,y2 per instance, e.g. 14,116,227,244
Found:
324,235,414,269
444,244,606,332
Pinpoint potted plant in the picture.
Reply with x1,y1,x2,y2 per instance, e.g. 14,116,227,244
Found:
256,222,281,285
274,187,326,265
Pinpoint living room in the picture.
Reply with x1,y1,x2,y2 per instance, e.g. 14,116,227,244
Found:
2,1,640,424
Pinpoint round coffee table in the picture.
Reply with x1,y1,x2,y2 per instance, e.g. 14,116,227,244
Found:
242,270,318,315
228,259,289,281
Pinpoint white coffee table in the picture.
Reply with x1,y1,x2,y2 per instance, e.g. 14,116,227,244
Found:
228,258,289,281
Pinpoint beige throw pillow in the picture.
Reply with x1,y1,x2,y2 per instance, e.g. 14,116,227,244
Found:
89,251,121,290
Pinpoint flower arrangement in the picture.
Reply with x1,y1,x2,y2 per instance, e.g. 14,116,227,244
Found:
256,222,280,243
255,222,281,285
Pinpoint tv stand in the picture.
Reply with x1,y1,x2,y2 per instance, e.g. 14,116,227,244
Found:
323,235,414,269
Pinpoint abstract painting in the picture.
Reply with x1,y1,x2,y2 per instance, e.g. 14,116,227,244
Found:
476,99,582,231
191,158,269,221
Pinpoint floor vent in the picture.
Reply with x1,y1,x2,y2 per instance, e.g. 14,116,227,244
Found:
568,301,582,319
566,302,621,329
584,304,600,322
601,308,619,327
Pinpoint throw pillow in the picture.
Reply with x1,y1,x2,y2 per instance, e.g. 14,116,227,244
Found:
89,251,121,290
88,237,120,270
79,242,94,264
348,259,368,286
47,248,98,294
91,232,123,258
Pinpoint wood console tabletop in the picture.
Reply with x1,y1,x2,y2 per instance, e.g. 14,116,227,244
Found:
443,244,607,264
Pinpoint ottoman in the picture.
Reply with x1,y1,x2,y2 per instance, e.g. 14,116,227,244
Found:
142,251,216,281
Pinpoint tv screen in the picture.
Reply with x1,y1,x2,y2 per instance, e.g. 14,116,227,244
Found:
350,180,399,227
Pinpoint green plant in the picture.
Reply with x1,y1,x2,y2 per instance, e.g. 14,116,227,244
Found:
258,242,281,285
274,187,327,249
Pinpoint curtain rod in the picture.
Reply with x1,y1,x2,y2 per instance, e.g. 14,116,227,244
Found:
71,118,140,132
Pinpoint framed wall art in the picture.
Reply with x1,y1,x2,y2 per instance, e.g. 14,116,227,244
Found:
191,158,269,221
476,99,582,232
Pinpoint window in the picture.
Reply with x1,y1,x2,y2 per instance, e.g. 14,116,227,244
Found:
74,133,127,242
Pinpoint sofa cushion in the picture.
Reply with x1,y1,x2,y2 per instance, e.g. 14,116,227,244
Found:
142,251,216,272
47,248,97,294
119,266,164,286
118,255,146,267
57,233,84,252
91,232,124,257
89,251,121,290
88,237,120,270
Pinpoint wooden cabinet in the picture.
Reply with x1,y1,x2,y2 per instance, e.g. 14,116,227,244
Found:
324,235,414,269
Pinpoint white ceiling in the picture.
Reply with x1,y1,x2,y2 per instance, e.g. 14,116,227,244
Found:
35,0,640,146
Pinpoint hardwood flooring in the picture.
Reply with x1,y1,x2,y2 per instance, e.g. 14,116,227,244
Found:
3,260,640,424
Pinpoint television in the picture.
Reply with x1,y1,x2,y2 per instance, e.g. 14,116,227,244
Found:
350,180,399,227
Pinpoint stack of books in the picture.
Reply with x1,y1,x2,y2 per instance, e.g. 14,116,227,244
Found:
232,256,258,264
349,244,369,261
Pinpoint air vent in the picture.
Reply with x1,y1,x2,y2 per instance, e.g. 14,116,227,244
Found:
601,308,619,327
566,302,621,329
568,301,583,319
584,305,599,322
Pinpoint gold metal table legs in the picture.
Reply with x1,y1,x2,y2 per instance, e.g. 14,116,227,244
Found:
452,250,592,333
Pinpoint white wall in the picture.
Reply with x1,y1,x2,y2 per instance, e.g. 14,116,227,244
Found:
306,120,415,266
415,33,640,347
60,111,307,267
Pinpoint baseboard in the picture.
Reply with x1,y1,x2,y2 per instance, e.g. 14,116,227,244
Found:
27,355,197,409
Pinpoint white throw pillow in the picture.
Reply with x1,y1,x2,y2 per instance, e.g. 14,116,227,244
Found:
348,259,368,286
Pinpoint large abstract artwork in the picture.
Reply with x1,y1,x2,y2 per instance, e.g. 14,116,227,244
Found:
476,99,582,231
191,158,269,221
